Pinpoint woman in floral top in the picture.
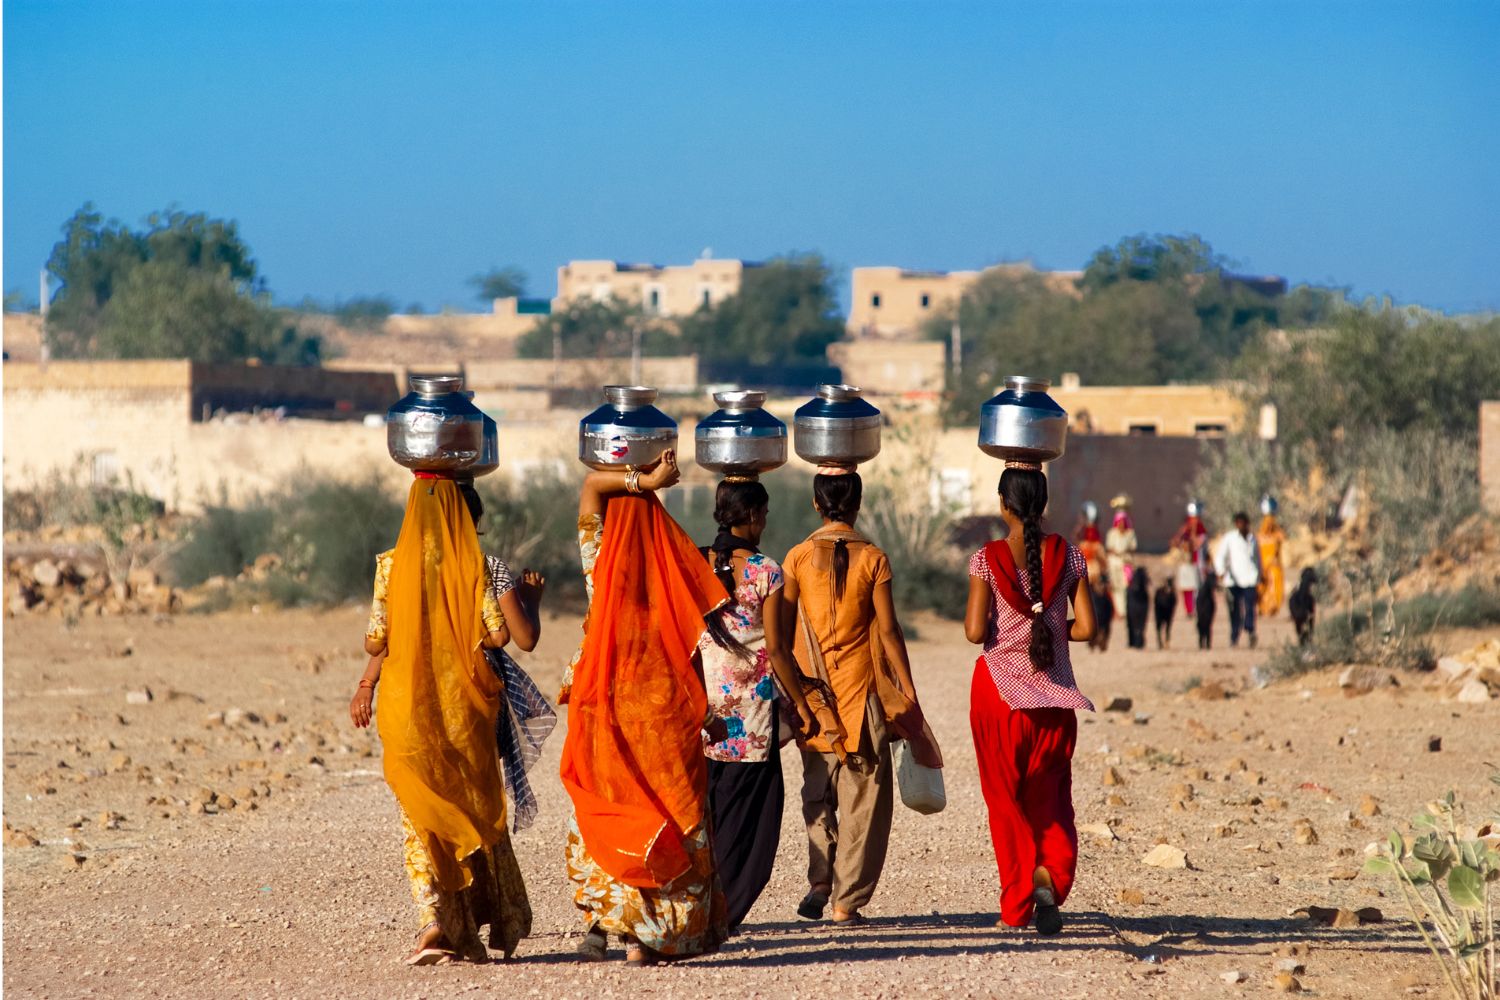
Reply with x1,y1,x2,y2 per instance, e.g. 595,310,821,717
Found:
698,479,818,930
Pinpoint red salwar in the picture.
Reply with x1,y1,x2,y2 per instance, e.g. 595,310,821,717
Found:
969,657,1079,928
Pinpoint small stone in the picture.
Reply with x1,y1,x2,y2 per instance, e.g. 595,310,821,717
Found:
1426,736,1442,752
189,800,206,815
1276,959,1307,974
1331,908,1362,928
1294,822,1319,846
125,687,153,705
1186,718,1217,741
1079,822,1117,841
1242,770,1266,786
1106,793,1128,806
1272,971,1303,992
3,825,40,848
59,853,86,872
1456,679,1491,703
1359,795,1381,817
216,795,237,811
1103,767,1125,786
1263,796,1287,811
1221,970,1248,984
1186,681,1229,701
1103,696,1133,713
1141,844,1188,869
1118,888,1146,905
1170,783,1195,802
108,752,132,773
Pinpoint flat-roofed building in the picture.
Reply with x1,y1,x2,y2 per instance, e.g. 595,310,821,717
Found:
555,259,752,316
848,263,1083,338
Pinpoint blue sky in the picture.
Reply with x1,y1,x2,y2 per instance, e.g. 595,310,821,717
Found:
5,1,1497,313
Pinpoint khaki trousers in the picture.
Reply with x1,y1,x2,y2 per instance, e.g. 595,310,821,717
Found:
800,693,894,913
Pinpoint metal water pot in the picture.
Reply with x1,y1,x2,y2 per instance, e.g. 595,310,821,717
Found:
578,385,678,470
695,390,787,477
793,384,881,466
978,375,1068,463
387,374,498,477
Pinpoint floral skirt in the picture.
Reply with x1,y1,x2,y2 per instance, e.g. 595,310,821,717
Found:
401,810,532,960
565,811,727,956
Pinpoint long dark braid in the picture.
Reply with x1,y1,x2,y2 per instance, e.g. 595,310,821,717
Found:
701,480,768,661
999,468,1053,673
813,472,863,602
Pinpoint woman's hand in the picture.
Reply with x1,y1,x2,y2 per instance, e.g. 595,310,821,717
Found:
349,686,374,728
640,449,680,491
796,702,821,739
704,715,729,745
521,569,546,600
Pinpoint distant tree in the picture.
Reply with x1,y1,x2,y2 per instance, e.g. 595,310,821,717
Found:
469,266,528,303
517,296,675,359
1079,233,1227,291
42,203,318,364
1236,306,1500,467
4,289,34,312
334,296,397,329
678,253,845,365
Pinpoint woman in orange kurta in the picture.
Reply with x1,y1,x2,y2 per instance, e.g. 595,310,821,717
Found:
559,450,731,965
782,469,932,927
355,474,514,964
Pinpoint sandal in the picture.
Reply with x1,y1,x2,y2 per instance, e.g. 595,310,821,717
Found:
405,922,455,966
577,925,609,963
1032,886,1063,937
831,911,868,928
797,890,830,921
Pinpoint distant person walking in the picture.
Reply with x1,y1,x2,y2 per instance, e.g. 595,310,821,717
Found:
1256,497,1287,618
1214,512,1263,649
1104,495,1137,617
1170,501,1209,617
964,463,1096,936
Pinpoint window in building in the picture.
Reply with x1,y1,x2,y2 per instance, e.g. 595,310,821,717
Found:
91,451,121,486
1194,422,1228,438
871,293,882,308
702,289,712,306
644,286,662,314
920,293,931,308
1128,423,1159,436
590,283,612,302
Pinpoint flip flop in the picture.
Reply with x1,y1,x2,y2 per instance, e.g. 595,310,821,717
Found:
404,946,455,966
831,911,868,928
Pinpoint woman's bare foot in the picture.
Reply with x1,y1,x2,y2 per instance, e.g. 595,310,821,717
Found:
405,921,453,965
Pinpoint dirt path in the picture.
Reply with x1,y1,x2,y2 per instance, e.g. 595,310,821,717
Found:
4,605,1495,998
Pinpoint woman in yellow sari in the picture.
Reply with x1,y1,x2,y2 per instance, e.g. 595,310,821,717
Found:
559,450,732,966
352,473,525,965
1257,497,1287,617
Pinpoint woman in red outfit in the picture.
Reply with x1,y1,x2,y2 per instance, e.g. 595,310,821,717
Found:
964,462,1096,935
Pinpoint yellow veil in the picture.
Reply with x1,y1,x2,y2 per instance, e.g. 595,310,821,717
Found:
377,478,504,891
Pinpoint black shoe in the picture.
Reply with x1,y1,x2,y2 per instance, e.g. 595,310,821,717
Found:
1033,886,1063,936
797,890,829,920
577,926,608,962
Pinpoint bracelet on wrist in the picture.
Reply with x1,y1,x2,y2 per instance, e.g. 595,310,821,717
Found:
358,679,376,691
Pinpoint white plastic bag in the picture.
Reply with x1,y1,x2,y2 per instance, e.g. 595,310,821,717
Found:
893,738,946,814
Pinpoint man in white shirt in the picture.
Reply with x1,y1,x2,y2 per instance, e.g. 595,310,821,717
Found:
1213,511,1263,648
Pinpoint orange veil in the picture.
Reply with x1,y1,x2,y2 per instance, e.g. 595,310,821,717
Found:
377,478,505,892
559,493,728,888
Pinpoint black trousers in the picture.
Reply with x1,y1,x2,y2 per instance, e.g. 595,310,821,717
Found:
707,741,785,930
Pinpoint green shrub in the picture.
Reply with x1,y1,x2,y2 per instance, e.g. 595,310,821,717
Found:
4,464,163,547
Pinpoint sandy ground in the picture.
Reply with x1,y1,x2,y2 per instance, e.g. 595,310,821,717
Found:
4,602,1497,999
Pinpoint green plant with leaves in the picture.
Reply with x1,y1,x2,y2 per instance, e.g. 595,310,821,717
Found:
468,265,527,303
516,295,675,360
1363,783,1499,999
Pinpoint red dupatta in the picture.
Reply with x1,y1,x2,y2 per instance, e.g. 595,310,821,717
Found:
982,534,1069,617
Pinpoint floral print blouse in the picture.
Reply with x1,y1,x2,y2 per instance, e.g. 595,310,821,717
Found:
700,553,784,764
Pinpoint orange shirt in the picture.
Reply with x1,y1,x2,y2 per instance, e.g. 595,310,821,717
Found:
783,526,892,752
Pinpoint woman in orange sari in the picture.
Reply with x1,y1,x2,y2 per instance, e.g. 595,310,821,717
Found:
559,450,731,965
352,473,519,965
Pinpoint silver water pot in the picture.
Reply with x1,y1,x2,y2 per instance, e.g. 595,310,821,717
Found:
387,374,498,477
695,390,787,477
579,385,678,470
793,384,881,467
978,375,1068,463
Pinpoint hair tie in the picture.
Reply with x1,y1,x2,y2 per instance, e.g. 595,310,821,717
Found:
816,464,855,476
1031,601,1044,615
1005,460,1042,472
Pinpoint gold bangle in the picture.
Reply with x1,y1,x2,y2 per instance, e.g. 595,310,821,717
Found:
625,469,642,494
358,679,376,691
